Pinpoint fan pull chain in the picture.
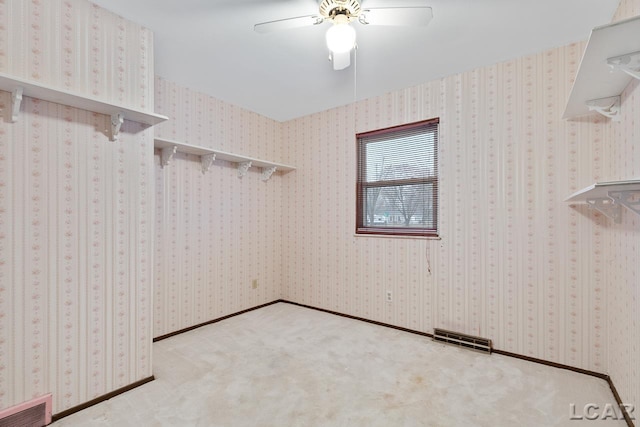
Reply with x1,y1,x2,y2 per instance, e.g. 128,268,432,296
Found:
352,44,358,133
353,44,358,104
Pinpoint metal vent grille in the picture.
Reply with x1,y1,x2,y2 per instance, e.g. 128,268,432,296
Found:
433,328,492,354
0,403,45,427
0,394,51,427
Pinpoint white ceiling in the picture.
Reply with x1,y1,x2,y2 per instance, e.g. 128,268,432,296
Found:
90,0,620,122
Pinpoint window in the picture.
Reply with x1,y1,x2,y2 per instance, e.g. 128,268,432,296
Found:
356,118,439,237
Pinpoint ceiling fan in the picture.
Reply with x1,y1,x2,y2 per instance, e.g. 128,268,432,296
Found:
254,0,433,70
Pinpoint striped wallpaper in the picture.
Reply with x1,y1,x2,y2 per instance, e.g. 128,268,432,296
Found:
152,77,285,339
607,0,640,412
282,42,619,373
0,0,154,414
0,0,153,110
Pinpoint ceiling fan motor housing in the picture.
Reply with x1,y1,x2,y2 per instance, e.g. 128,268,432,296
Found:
319,0,362,21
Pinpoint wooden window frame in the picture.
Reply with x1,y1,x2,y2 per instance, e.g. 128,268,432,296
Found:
356,118,439,237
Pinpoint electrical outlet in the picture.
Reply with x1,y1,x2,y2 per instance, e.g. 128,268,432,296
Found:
386,290,392,302
252,279,258,289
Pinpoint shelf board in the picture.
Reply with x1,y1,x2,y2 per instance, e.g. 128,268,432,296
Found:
154,137,296,172
154,138,215,156
0,71,168,125
563,15,640,120
565,180,640,202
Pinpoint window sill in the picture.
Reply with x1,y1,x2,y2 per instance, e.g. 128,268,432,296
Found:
353,233,441,241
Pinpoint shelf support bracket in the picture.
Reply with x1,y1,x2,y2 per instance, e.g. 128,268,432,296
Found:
607,51,640,80
586,197,622,223
110,112,124,141
201,153,216,174
586,96,620,121
11,87,23,123
261,166,277,181
160,146,177,168
608,190,640,217
238,161,252,178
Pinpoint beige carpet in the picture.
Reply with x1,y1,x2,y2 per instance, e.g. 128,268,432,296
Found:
53,303,626,426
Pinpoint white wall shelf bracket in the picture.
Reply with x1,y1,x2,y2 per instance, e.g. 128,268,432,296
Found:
201,153,216,174
238,161,252,178
586,96,621,121
261,166,277,181
11,87,22,122
608,190,640,216
586,198,622,223
607,50,640,80
110,112,124,141
566,180,640,223
160,145,177,168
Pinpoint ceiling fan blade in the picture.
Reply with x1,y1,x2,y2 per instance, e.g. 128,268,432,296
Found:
331,50,351,71
254,15,324,34
358,6,433,27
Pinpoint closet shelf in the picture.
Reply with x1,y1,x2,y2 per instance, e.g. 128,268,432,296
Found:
0,71,168,140
563,15,640,121
565,180,640,223
154,137,296,180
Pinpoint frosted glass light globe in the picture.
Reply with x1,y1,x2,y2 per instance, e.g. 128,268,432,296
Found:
326,23,356,54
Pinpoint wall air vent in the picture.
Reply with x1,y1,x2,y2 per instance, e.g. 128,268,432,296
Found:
0,394,52,427
433,328,492,354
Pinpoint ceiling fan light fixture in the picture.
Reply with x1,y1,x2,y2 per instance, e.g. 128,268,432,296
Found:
326,23,356,54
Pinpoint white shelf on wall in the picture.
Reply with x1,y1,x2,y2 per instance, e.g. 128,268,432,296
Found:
0,71,168,140
565,180,640,223
154,137,296,180
563,15,640,121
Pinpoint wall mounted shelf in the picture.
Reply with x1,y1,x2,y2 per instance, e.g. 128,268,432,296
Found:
153,137,296,180
563,15,640,121
565,180,640,223
0,71,168,140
